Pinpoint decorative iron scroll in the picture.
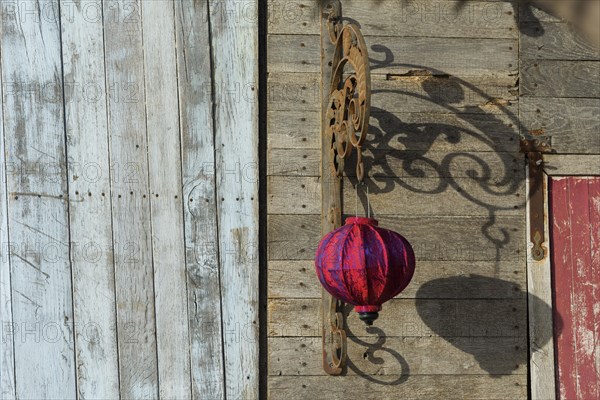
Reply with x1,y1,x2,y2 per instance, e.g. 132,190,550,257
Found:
325,15,371,182
321,1,371,375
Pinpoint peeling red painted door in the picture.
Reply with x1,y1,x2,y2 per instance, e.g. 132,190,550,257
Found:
550,177,600,400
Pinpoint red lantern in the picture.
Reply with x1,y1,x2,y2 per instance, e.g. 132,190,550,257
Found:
315,217,416,325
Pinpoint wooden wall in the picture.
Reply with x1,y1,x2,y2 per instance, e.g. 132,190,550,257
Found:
267,0,532,398
0,1,258,399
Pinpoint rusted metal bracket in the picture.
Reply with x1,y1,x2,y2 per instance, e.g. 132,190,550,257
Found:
520,138,552,261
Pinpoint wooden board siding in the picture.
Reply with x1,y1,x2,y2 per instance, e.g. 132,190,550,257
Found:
550,177,600,400
267,0,526,398
0,0,258,398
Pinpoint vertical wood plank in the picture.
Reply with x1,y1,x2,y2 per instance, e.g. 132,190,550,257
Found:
102,0,158,397
567,178,597,400
174,0,225,398
588,178,600,398
319,0,343,376
208,0,259,398
59,1,120,397
526,171,556,400
0,1,76,397
140,1,191,398
551,178,578,400
0,50,16,400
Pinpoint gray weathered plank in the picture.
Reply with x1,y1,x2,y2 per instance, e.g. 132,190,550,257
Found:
268,176,524,216
520,21,600,61
520,97,600,154
141,2,191,398
269,336,527,376
174,0,225,398
59,3,120,397
1,0,76,396
269,0,518,39
268,298,527,338
268,176,320,214
103,0,159,397
268,110,521,153
267,110,321,149
267,260,526,299
526,172,556,400
209,0,260,398
521,60,600,98
268,72,518,113
268,35,517,77
268,149,522,181
268,214,525,261
543,154,600,176
269,375,527,399
0,58,15,400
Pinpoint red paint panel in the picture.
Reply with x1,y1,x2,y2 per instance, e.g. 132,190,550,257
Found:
550,177,600,400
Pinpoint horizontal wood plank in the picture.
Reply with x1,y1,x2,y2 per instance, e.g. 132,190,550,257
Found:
520,97,600,154
520,21,600,60
268,72,518,113
268,260,525,299
269,375,527,399
268,110,521,153
268,149,522,180
268,176,320,214
268,35,517,77
268,0,517,39
521,60,600,98
268,214,525,261
269,336,527,376
543,154,600,176
268,298,527,337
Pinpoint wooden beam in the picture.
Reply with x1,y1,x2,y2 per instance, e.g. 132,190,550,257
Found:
543,154,600,176
526,170,556,400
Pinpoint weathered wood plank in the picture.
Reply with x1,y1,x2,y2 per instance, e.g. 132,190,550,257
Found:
268,176,320,214
269,336,527,376
103,0,158,397
268,260,525,299
267,110,320,149
268,149,522,181
520,97,600,154
268,72,518,113
174,1,225,398
1,1,76,397
520,2,600,48
268,35,517,77
268,375,527,399
269,0,518,39
141,2,191,398
268,298,527,338
345,177,524,216
520,21,600,60
268,214,525,261
269,110,520,153
59,3,119,398
521,60,600,98
208,0,259,398
526,172,555,400
0,62,16,400
543,154,600,176
269,176,524,216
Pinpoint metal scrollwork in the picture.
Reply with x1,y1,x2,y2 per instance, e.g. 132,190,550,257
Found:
326,20,371,182
322,297,347,375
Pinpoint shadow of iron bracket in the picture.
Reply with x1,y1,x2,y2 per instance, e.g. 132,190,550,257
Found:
520,138,552,261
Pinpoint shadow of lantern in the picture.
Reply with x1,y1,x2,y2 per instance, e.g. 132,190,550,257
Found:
415,275,561,376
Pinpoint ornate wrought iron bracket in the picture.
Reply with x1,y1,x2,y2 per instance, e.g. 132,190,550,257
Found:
520,138,552,261
325,3,371,182
320,0,372,375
